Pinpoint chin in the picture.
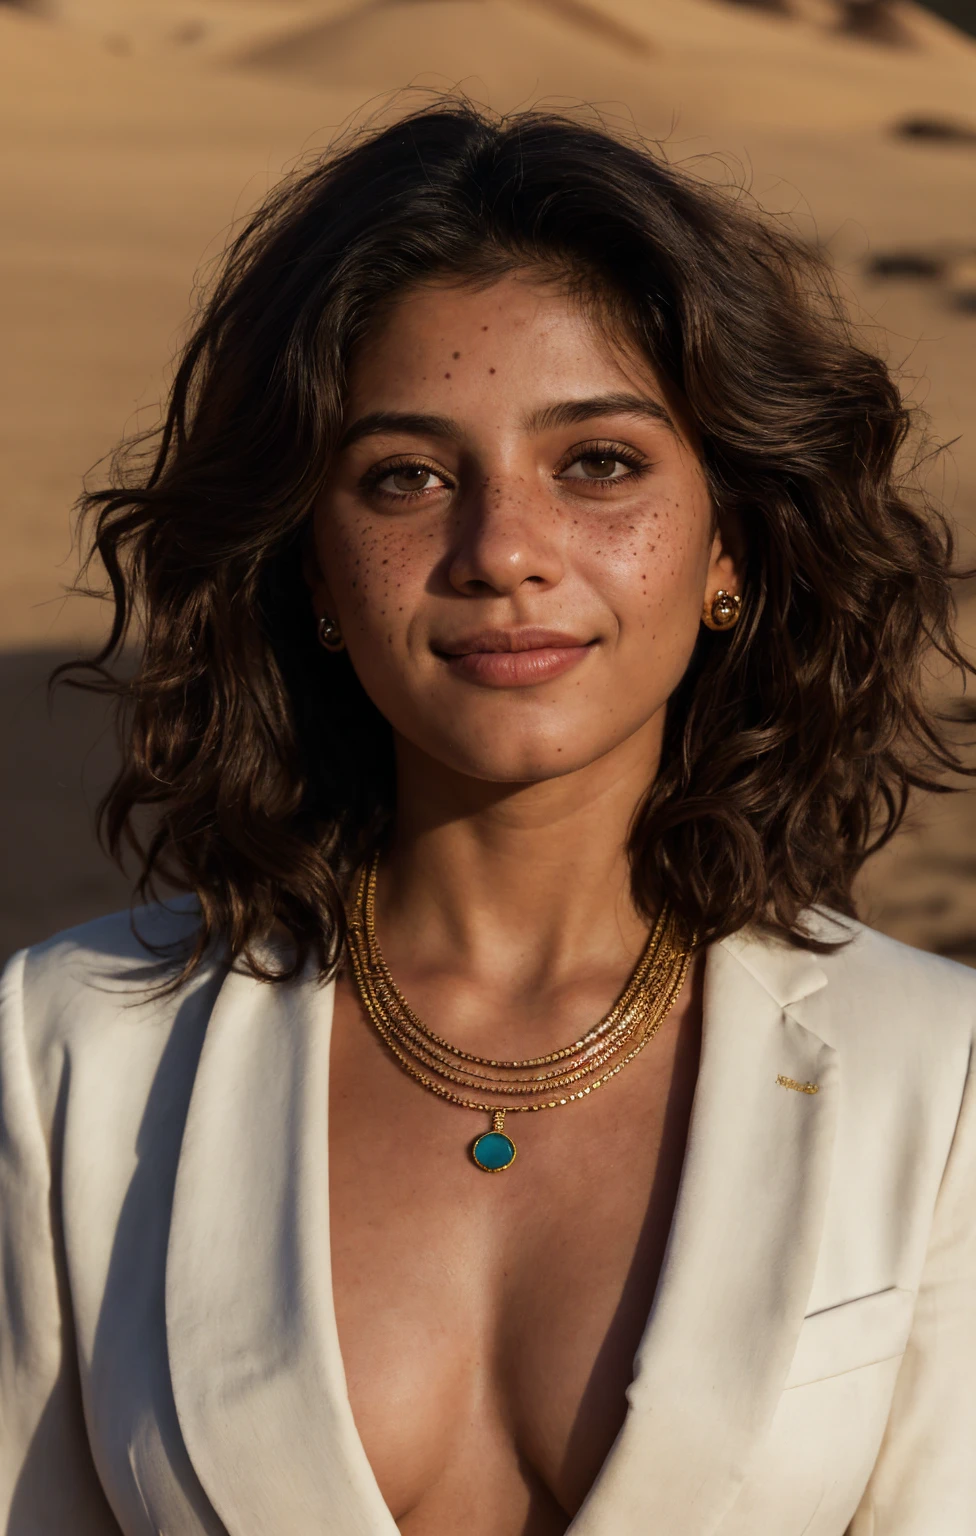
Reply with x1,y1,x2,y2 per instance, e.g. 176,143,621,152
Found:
437,733,609,786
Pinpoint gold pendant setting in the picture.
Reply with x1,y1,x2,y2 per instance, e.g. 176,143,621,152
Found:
471,1110,517,1172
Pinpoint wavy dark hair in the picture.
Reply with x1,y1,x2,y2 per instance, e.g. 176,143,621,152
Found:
61,100,972,981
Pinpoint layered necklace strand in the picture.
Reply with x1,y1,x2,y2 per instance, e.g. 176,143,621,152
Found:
345,852,695,1172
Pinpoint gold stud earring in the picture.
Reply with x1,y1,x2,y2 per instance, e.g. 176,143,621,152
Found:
317,614,345,652
702,590,741,632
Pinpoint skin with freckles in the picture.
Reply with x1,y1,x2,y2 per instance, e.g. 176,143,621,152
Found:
308,273,741,1536
312,274,734,788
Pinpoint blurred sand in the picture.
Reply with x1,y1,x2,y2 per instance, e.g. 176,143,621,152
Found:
1,0,974,956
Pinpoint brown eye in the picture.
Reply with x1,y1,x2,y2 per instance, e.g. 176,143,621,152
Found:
559,451,637,484
371,463,447,496
580,455,619,479
391,466,436,492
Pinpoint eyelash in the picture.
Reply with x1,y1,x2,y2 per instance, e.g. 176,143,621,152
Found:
359,440,650,501
553,440,649,486
359,456,453,500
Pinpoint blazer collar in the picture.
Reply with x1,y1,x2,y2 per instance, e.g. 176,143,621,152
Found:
719,912,841,1008
166,928,837,1536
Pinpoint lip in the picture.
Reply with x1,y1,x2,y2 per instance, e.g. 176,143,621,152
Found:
434,628,596,688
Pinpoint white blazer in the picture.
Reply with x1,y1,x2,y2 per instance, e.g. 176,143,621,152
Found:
1,901,974,1536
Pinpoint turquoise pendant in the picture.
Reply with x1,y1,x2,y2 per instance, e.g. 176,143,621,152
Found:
472,1110,517,1172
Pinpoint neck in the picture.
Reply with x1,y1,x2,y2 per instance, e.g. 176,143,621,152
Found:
379,723,662,992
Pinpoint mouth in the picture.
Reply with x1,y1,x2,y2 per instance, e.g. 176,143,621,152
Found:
433,628,597,688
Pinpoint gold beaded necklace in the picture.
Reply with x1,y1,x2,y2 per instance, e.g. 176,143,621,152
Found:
345,853,695,1172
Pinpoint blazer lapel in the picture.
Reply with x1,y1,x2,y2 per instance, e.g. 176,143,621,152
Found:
165,927,840,1536
571,931,839,1536
165,960,396,1536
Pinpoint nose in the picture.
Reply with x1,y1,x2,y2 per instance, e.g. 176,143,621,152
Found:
446,474,566,597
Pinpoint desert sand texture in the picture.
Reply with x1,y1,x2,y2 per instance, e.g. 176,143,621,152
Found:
1,0,975,958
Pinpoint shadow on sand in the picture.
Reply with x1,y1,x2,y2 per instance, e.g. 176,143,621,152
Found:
0,648,134,964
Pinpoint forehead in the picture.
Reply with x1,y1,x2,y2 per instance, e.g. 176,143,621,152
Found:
345,271,667,413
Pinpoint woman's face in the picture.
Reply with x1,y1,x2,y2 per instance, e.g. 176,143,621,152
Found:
310,272,739,786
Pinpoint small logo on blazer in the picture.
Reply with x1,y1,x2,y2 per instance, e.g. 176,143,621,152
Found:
776,1074,820,1095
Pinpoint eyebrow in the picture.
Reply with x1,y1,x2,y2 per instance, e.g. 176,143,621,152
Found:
338,411,460,450
525,393,677,434
337,392,677,452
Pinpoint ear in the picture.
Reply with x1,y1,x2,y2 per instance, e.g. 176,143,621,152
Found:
703,506,745,605
302,520,335,622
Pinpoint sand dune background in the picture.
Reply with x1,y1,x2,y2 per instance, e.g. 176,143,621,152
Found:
1,0,975,958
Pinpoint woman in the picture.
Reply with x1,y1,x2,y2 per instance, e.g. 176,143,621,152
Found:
1,102,974,1536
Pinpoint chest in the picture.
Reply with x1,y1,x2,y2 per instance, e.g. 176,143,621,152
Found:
327,977,700,1530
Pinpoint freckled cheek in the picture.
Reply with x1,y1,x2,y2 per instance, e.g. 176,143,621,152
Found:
575,510,703,626
321,514,433,650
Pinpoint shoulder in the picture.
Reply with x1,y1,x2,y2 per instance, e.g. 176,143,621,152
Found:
9,898,207,1019
723,911,975,1091
26,897,203,964
726,908,976,1017
1,902,222,1119
816,916,976,1075
813,911,976,1016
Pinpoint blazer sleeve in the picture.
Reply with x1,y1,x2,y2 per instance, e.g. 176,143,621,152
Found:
848,1051,976,1535
0,950,123,1535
